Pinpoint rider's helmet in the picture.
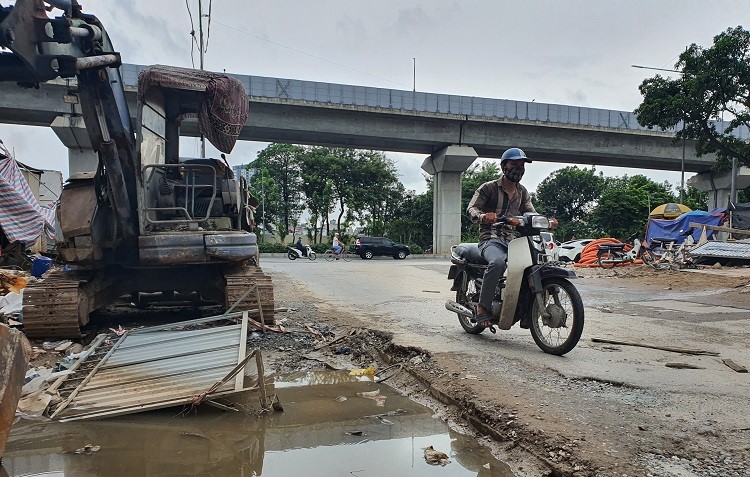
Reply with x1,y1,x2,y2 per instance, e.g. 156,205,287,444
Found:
500,147,532,164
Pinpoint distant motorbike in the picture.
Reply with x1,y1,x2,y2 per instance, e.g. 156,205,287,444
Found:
444,214,584,355
288,245,316,261
596,233,652,268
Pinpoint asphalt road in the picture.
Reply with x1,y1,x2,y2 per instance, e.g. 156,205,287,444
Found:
262,256,750,400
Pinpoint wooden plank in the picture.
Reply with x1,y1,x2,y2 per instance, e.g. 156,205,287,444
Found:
688,222,750,237
591,338,720,356
235,312,249,391
665,362,705,369
722,358,748,373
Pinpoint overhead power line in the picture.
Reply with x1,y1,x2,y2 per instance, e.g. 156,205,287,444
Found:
212,20,410,88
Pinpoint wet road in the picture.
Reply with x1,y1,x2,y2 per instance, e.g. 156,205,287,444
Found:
263,256,750,399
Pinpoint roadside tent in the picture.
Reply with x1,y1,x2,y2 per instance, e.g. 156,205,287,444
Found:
649,203,692,219
645,209,725,245
0,140,56,247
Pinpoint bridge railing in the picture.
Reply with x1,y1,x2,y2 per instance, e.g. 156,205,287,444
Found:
120,64,749,140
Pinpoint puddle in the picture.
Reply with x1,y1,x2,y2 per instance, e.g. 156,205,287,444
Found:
2,371,514,476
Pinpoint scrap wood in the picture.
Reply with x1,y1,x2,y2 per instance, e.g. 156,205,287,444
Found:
591,338,719,356
193,351,257,406
248,316,284,333
722,359,748,373
315,328,361,349
305,324,324,339
665,362,705,369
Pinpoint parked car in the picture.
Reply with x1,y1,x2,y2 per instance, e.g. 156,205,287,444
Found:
540,232,559,261
558,239,595,263
354,236,410,260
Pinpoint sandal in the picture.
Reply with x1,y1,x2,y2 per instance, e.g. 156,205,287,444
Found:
475,309,497,334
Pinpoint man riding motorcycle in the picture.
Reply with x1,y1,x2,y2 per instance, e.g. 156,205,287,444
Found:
466,147,535,330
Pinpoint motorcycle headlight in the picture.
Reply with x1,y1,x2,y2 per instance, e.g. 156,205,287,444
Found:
530,215,551,229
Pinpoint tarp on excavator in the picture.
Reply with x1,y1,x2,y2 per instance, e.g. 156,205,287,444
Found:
0,140,56,246
137,65,248,154
645,209,725,245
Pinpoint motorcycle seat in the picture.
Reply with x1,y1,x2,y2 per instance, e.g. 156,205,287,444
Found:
650,237,676,245
598,243,626,251
451,243,488,265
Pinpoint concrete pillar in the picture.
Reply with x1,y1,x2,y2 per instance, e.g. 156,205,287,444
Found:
421,145,478,254
687,168,750,210
51,115,98,175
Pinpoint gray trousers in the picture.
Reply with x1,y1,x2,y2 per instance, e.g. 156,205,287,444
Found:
478,238,509,310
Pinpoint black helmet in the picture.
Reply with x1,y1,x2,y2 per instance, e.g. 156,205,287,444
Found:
500,147,532,163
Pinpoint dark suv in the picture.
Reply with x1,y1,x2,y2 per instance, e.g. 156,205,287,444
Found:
354,236,410,260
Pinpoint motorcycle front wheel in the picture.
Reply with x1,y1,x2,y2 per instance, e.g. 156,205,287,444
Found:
308,251,317,261
456,274,485,334
529,277,584,356
288,250,297,260
597,250,618,269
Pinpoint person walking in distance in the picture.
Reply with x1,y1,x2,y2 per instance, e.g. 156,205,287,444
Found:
466,147,536,331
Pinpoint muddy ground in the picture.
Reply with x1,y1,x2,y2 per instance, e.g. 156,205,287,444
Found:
20,262,750,477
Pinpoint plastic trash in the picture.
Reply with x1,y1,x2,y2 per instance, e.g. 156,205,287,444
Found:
349,366,376,377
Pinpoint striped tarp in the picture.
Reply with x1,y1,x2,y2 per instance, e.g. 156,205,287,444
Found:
0,141,56,246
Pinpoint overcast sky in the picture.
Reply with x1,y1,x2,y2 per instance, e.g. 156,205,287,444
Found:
2,0,747,196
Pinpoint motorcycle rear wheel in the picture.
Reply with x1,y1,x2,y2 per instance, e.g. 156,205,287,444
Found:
641,248,656,267
456,274,485,334
288,250,297,260
529,277,584,356
597,250,618,269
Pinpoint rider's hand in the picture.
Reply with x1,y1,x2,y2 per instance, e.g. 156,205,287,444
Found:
482,212,498,224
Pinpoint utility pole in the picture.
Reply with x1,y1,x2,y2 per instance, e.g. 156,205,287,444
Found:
198,0,206,158
412,58,416,92
631,63,685,202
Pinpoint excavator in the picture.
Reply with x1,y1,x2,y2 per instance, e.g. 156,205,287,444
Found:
0,0,274,338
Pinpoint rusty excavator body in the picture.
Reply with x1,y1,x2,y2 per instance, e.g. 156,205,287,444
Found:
0,0,274,337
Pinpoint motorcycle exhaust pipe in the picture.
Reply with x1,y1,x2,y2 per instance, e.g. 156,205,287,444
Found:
445,300,474,319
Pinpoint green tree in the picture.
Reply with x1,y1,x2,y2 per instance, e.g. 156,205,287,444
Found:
351,151,402,235
534,166,606,240
592,175,675,240
635,26,750,169
247,143,305,241
679,185,709,212
299,147,335,243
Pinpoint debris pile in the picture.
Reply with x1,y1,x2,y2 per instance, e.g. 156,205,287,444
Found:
0,270,28,326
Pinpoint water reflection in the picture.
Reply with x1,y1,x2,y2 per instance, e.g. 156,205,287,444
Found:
2,371,514,476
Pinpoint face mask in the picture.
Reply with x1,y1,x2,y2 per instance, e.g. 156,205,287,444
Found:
502,164,525,183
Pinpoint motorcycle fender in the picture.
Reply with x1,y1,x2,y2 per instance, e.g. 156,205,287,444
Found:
447,264,458,280
499,237,534,330
528,266,577,292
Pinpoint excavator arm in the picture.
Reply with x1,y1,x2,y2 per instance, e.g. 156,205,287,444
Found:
0,0,137,242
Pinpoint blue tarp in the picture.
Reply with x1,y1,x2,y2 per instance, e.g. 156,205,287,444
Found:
646,209,726,245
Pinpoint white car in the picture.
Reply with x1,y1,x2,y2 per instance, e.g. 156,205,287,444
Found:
558,239,595,263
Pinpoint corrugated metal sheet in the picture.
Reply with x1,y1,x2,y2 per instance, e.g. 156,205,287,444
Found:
690,241,750,259
50,312,259,422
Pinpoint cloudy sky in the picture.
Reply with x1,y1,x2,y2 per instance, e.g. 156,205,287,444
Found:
1,0,747,195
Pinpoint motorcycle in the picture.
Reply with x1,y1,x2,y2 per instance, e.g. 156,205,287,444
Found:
596,233,651,268
444,213,584,355
288,244,316,261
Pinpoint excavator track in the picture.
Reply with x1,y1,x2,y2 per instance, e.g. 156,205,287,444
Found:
225,264,275,324
22,269,83,339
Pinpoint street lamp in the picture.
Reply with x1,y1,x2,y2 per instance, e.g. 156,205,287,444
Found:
631,63,686,204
